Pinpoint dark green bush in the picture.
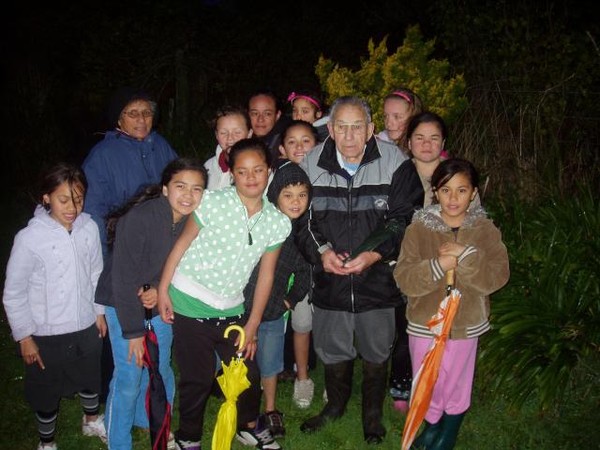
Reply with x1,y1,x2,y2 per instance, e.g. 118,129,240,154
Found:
480,186,600,411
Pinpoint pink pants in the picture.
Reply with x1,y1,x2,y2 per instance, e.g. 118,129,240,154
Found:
409,335,478,424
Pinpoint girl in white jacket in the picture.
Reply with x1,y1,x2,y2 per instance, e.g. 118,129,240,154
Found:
3,163,107,450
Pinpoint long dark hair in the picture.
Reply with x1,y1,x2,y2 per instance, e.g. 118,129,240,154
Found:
431,158,480,193
227,137,272,170
106,157,206,247
39,162,87,211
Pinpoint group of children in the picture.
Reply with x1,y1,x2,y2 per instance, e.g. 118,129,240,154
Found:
3,87,509,450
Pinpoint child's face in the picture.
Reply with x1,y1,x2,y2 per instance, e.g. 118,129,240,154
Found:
279,124,317,164
383,97,412,141
215,114,251,155
435,173,477,228
408,122,444,164
292,98,321,123
277,183,309,220
163,169,206,223
43,181,84,230
249,95,280,137
232,149,270,202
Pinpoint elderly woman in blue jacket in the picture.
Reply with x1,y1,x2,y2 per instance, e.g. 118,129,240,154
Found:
82,87,178,403
82,87,178,256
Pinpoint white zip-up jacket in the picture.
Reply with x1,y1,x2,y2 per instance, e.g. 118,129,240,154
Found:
3,206,104,341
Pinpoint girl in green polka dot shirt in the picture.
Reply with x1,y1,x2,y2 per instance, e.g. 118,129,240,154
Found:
157,138,291,449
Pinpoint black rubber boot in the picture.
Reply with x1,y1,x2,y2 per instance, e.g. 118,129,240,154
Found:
411,419,443,449
429,412,465,450
362,360,387,444
300,360,353,433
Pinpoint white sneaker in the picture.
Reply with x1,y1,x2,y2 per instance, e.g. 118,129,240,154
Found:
82,414,107,443
293,378,315,409
167,432,176,450
37,442,58,450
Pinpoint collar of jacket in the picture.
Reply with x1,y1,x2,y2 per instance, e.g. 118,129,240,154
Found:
317,135,381,178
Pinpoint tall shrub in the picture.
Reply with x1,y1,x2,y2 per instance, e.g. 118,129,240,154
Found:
480,187,600,410
315,25,467,131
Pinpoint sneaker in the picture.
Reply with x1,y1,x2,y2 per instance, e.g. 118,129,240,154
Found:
167,432,176,450
264,410,285,438
37,442,57,450
174,438,201,450
293,378,314,409
82,414,107,443
236,415,282,449
390,386,411,401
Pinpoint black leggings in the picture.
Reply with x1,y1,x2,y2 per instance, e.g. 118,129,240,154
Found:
389,302,412,391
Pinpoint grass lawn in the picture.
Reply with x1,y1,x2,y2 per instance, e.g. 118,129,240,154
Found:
0,308,590,450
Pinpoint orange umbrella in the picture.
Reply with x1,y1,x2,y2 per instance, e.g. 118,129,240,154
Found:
211,325,251,450
401,270,461,450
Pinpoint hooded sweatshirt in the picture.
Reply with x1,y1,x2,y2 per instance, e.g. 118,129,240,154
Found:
3,206,104,341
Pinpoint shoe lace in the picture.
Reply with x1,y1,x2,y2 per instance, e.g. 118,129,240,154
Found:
255,423,276,444
267,412,283,430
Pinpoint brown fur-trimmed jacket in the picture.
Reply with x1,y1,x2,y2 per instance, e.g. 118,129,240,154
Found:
394,205,509,339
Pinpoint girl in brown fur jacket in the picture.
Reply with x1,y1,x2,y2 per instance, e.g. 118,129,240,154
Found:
394,158,509,450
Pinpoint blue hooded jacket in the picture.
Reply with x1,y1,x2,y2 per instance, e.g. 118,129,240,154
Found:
82,130,177,255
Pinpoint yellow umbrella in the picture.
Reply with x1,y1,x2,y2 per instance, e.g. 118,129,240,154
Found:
211,325,251,450
401,270,461,450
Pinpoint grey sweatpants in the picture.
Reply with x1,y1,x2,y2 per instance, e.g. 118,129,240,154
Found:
312,305,395,364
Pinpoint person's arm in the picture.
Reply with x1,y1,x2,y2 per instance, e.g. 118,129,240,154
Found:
3,234,37,343
372,159,424,261
83,151,113,254
394,223,444,297
89,219,106,336
454,222,510,294
286,252,311,309
157,216,200,323
242,246,281,360
3,234,45,369
111,213,148,339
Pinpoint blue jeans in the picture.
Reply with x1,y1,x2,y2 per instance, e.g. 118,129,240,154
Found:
104,307,175,450
256,316,286,378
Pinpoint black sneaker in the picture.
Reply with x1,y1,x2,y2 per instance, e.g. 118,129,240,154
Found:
236,415,282,449
264,410,285,438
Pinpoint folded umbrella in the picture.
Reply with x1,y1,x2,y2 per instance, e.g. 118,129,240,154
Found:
401,270,461,450
212,325,251,450
142,284,172,450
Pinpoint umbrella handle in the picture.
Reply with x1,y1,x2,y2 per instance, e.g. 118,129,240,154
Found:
224,324,246,353
445,269,455,295
143,284,153,321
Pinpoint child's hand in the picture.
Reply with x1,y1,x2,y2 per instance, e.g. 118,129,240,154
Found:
241,322,259,361
128,337,146,368
20,337,45,370
96,315,107,338
321,249,349,275
157,290,175,324
438,255,458,272
438,242,466,258
138,286,158,309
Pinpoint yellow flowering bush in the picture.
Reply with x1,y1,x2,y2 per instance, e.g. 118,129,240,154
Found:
315,25,467,130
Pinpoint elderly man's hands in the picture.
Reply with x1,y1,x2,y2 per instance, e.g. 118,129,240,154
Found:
321,249,382,276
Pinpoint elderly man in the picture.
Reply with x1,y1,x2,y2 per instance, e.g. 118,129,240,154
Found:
296,96,423,444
